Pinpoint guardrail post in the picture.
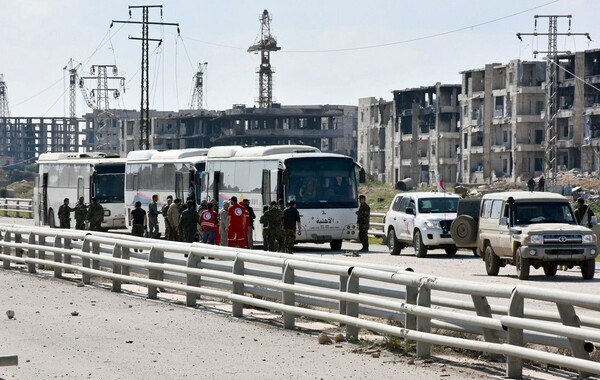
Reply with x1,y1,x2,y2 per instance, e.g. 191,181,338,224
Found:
282,263,295,329
405,284,418,332
0,354,18,367
345,272,359,342
53,236,62,278
556,303,592,379
186,251,201,307
81,237,92,284
121,246,130,277
416,282,432,358
232,257,245,317
338,271,349,320
14,232,22,258
16,200,21,218
111,244,122,293
471,295,500,344
507,288,524,379
26,234,36,273
91,241,100,270
2,230,11,269
147,247,164,299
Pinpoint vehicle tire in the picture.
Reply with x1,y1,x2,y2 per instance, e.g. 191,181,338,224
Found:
387,229,401,256
516,253,530,280
581,259,596,280
330,240,342,251
413,230,427,258
450,215,478,246
48,209,56,228
484,245,500,276
544,264,557,277
445,247,457,256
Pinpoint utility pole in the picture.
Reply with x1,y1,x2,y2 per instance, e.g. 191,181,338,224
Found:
63,59,83,151
190,62,208,110
517,15,591,187
0,74,9,118
112,5,179,150
79,65,125,153
248,9,280,108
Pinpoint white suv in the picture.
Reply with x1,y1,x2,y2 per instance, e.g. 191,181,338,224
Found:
384,192,460,257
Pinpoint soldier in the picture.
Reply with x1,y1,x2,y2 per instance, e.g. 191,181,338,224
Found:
179,200,199,243
219,200,230,246
148,194,159,238
74,196,87,230
57,198,73,229
167,198,182,241
243,199,256,249
282,200,301,254
161,195,173,240
86,197,104,231
575,197,595,228
356,194,371,252
263,200,284,252
259,205,270,251
227,196,248,248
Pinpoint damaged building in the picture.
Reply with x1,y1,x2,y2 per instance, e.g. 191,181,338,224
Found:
358,83,461,188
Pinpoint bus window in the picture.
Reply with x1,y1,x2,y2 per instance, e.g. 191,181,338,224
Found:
262,169,271,206
77,177,84,200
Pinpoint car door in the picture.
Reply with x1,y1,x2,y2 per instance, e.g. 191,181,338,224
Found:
388,195,404,240
401,197,416,242
492,200,512,258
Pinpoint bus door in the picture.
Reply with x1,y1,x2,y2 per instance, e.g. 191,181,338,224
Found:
261,169,278,206
77,177,84,200
175,172,184,201
33,176,40,226
41,172,48,225
90,171,97,200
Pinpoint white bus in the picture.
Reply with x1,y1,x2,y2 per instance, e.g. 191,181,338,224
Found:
201,145,364,250
124,148,208,233
34,152,126,230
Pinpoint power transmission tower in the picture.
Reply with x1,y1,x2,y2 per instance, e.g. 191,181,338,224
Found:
248,9,280,108
79,65,125,153
190,62,208,110
112,5,180,150
0,74,10,117
517,15,591,186
63,59,83,151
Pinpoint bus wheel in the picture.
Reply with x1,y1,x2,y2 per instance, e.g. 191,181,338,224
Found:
48,209,56,228
330,240,342,251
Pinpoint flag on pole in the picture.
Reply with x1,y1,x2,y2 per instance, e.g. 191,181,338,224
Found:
435,168,445,193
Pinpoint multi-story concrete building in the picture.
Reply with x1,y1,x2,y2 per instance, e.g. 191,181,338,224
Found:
358,83,461,187
459,60,547,183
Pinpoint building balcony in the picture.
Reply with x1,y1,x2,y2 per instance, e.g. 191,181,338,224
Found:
584,104,600,115
556,139,574,148
418,157,430,165
491,144,510,153
417,133,431,141
439,157,457,165
492,89,508,96
401,134,413,141
401,158,412,166
438,131,460,139
243,128,344,138
516,115,542,123
516,143,542,152
469,146,484,154
439,105,459,113
517,86,544,94
586,75,600,85
557,109,574,118
492,116,511,125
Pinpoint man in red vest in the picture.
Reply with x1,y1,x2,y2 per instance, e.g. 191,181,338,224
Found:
199,202,218,244
227,196,248,248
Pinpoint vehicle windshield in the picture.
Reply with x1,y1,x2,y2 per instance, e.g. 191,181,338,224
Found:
285,157,358,209
514,201,575,225
417,197,459,213
95,164,125,203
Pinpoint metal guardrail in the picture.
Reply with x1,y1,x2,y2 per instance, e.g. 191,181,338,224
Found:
1,224,599,378
0,198,33,218
369,212,385,239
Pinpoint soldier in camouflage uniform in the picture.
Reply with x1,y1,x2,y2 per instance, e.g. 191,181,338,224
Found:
86,197,104,231
57,198,73,229
74,196,88,230
282,200,301,254
263,201,284,252
356,195,370,252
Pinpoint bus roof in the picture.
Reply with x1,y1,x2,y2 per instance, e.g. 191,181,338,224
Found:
207,145,320,158
126,148,209,163
482,191,568,202
37,152,124,165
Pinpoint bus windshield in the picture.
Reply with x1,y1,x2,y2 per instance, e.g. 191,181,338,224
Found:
285,157,358,208
95,164,125,203
514,202,576,225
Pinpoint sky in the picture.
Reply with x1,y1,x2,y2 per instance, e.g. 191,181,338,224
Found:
1,0,599,118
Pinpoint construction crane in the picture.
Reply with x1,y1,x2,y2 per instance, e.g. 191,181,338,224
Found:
248,9,280,108
0,74,9,117
190,62,208,110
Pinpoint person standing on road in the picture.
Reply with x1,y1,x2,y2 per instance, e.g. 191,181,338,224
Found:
148,194,160,238
74,197,87,230
58,198,74,229
538,176,545,192
86,197,104,231
168,198,182,241
264,200,284,252
227,196,248,248
527,177,536,192
259,205,270,251
161,195,173,240
179,200,199,243
200,202,218,244
243,199,256,249
575,197,595,228
219,200,230,246
130,201,147,238
356,194,371,252
282,200,301,254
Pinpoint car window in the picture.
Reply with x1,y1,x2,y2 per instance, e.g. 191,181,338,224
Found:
400,197,410,212
391,196,403,212
481,199,494,219
490,200,503,219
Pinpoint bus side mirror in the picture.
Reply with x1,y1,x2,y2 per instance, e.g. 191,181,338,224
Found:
359,168,366,183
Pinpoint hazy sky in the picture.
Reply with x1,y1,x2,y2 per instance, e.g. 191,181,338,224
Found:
1,0,599,118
